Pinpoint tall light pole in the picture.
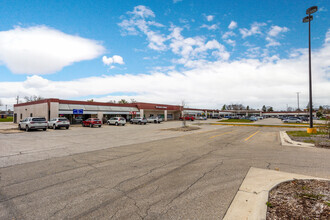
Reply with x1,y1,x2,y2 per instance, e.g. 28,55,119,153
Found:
303,6,317,132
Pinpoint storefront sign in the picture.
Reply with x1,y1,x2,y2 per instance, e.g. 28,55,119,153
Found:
73,109,83,114
155,106,167,109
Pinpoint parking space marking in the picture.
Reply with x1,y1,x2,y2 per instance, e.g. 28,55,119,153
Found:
244,130,260,141
209,131,234,139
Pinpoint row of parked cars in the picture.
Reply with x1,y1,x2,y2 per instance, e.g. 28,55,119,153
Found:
19,117,70,131
18,116,165,131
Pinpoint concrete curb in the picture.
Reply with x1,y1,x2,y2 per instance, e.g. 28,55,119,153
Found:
223,167,327,220
279,131,314,148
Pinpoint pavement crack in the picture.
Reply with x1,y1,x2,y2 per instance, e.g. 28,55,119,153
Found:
162,161,224,216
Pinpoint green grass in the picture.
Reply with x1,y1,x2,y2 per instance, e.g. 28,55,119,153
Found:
286,130,326,137
303,140,316,143
218,119,253,123
0,117,13,122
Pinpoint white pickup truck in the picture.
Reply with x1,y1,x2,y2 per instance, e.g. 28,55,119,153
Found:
146,117,163,123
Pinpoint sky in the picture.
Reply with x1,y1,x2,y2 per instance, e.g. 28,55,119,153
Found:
0,0,329,111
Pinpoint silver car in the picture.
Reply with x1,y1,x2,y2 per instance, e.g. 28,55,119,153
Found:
19,117,48,131
48,117,70,129
107,117,126,126
130,117,147,125
283,117,302,123
147,116,163,123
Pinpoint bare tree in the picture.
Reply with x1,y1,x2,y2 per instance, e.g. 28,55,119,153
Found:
181,100,186,127
24,95,44,102
118,99,129,104
130,99,137,103
107,100,117,103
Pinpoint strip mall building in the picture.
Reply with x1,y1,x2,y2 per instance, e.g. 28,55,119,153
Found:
13,99,186,124
13,98,313,123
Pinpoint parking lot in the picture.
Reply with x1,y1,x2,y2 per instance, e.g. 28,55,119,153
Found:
0,119,329,219
0,119,219,168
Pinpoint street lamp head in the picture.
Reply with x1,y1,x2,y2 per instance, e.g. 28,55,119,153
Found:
303,15,313,23
306,6,318,15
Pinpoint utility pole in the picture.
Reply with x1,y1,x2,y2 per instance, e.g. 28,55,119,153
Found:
16,95,19,104
296,92,300,111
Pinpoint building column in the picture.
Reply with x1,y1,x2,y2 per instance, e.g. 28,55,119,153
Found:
164,110,167,121
140,109,144,118
205,110,207,118
212,111,214,117
97,112,104,120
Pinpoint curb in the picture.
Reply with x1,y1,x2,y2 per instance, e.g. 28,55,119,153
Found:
223,167,327,220
279,131,314,148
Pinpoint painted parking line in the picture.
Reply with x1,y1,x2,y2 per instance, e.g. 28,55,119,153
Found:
209,131,234,139
244,130,260,141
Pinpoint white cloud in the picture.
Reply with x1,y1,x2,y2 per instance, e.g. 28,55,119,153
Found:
173,0,183,3
224,39,236,47
222,31,236,39
169,26,229,65
206,15,214,22
239,22,267,38
266,25,289,47
3,29,328,110
0,26,105,74
228,21,237,29
265,37,280,47
118,5,167,51
102,55,124,66
200,24,218,30
268,25,289,37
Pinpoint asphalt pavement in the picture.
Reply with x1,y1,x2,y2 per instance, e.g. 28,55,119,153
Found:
0,124,329,219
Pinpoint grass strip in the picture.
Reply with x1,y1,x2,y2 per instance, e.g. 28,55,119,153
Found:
286,130,327,137
0,117,13,122
211,123,315,128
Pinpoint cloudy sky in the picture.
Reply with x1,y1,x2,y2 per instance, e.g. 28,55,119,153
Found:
0,0,329,110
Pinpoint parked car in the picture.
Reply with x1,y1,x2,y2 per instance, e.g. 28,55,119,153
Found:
179,116,195,121
130,117,147,125
249,116,258,121
300,117,309,121
196,116,207,120
48,117,70,129
283,117,302,123
82,118,102,127
147,116,163,123
107,117,126,126
257,116,263,120
19,117,48,131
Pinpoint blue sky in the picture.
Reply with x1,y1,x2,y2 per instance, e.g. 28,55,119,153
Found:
0,0,329,110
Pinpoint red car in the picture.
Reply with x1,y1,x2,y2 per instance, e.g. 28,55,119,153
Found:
179,116,195,121
82,118,102,128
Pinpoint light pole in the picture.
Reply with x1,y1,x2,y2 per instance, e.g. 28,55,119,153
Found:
303,6,317,132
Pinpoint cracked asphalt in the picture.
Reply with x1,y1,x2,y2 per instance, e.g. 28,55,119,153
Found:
0,122,329,219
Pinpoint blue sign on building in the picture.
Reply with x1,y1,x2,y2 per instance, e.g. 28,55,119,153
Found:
73,109,83,114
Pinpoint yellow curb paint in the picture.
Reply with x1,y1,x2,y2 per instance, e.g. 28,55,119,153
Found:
209,131,234,139
244,130,260,141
